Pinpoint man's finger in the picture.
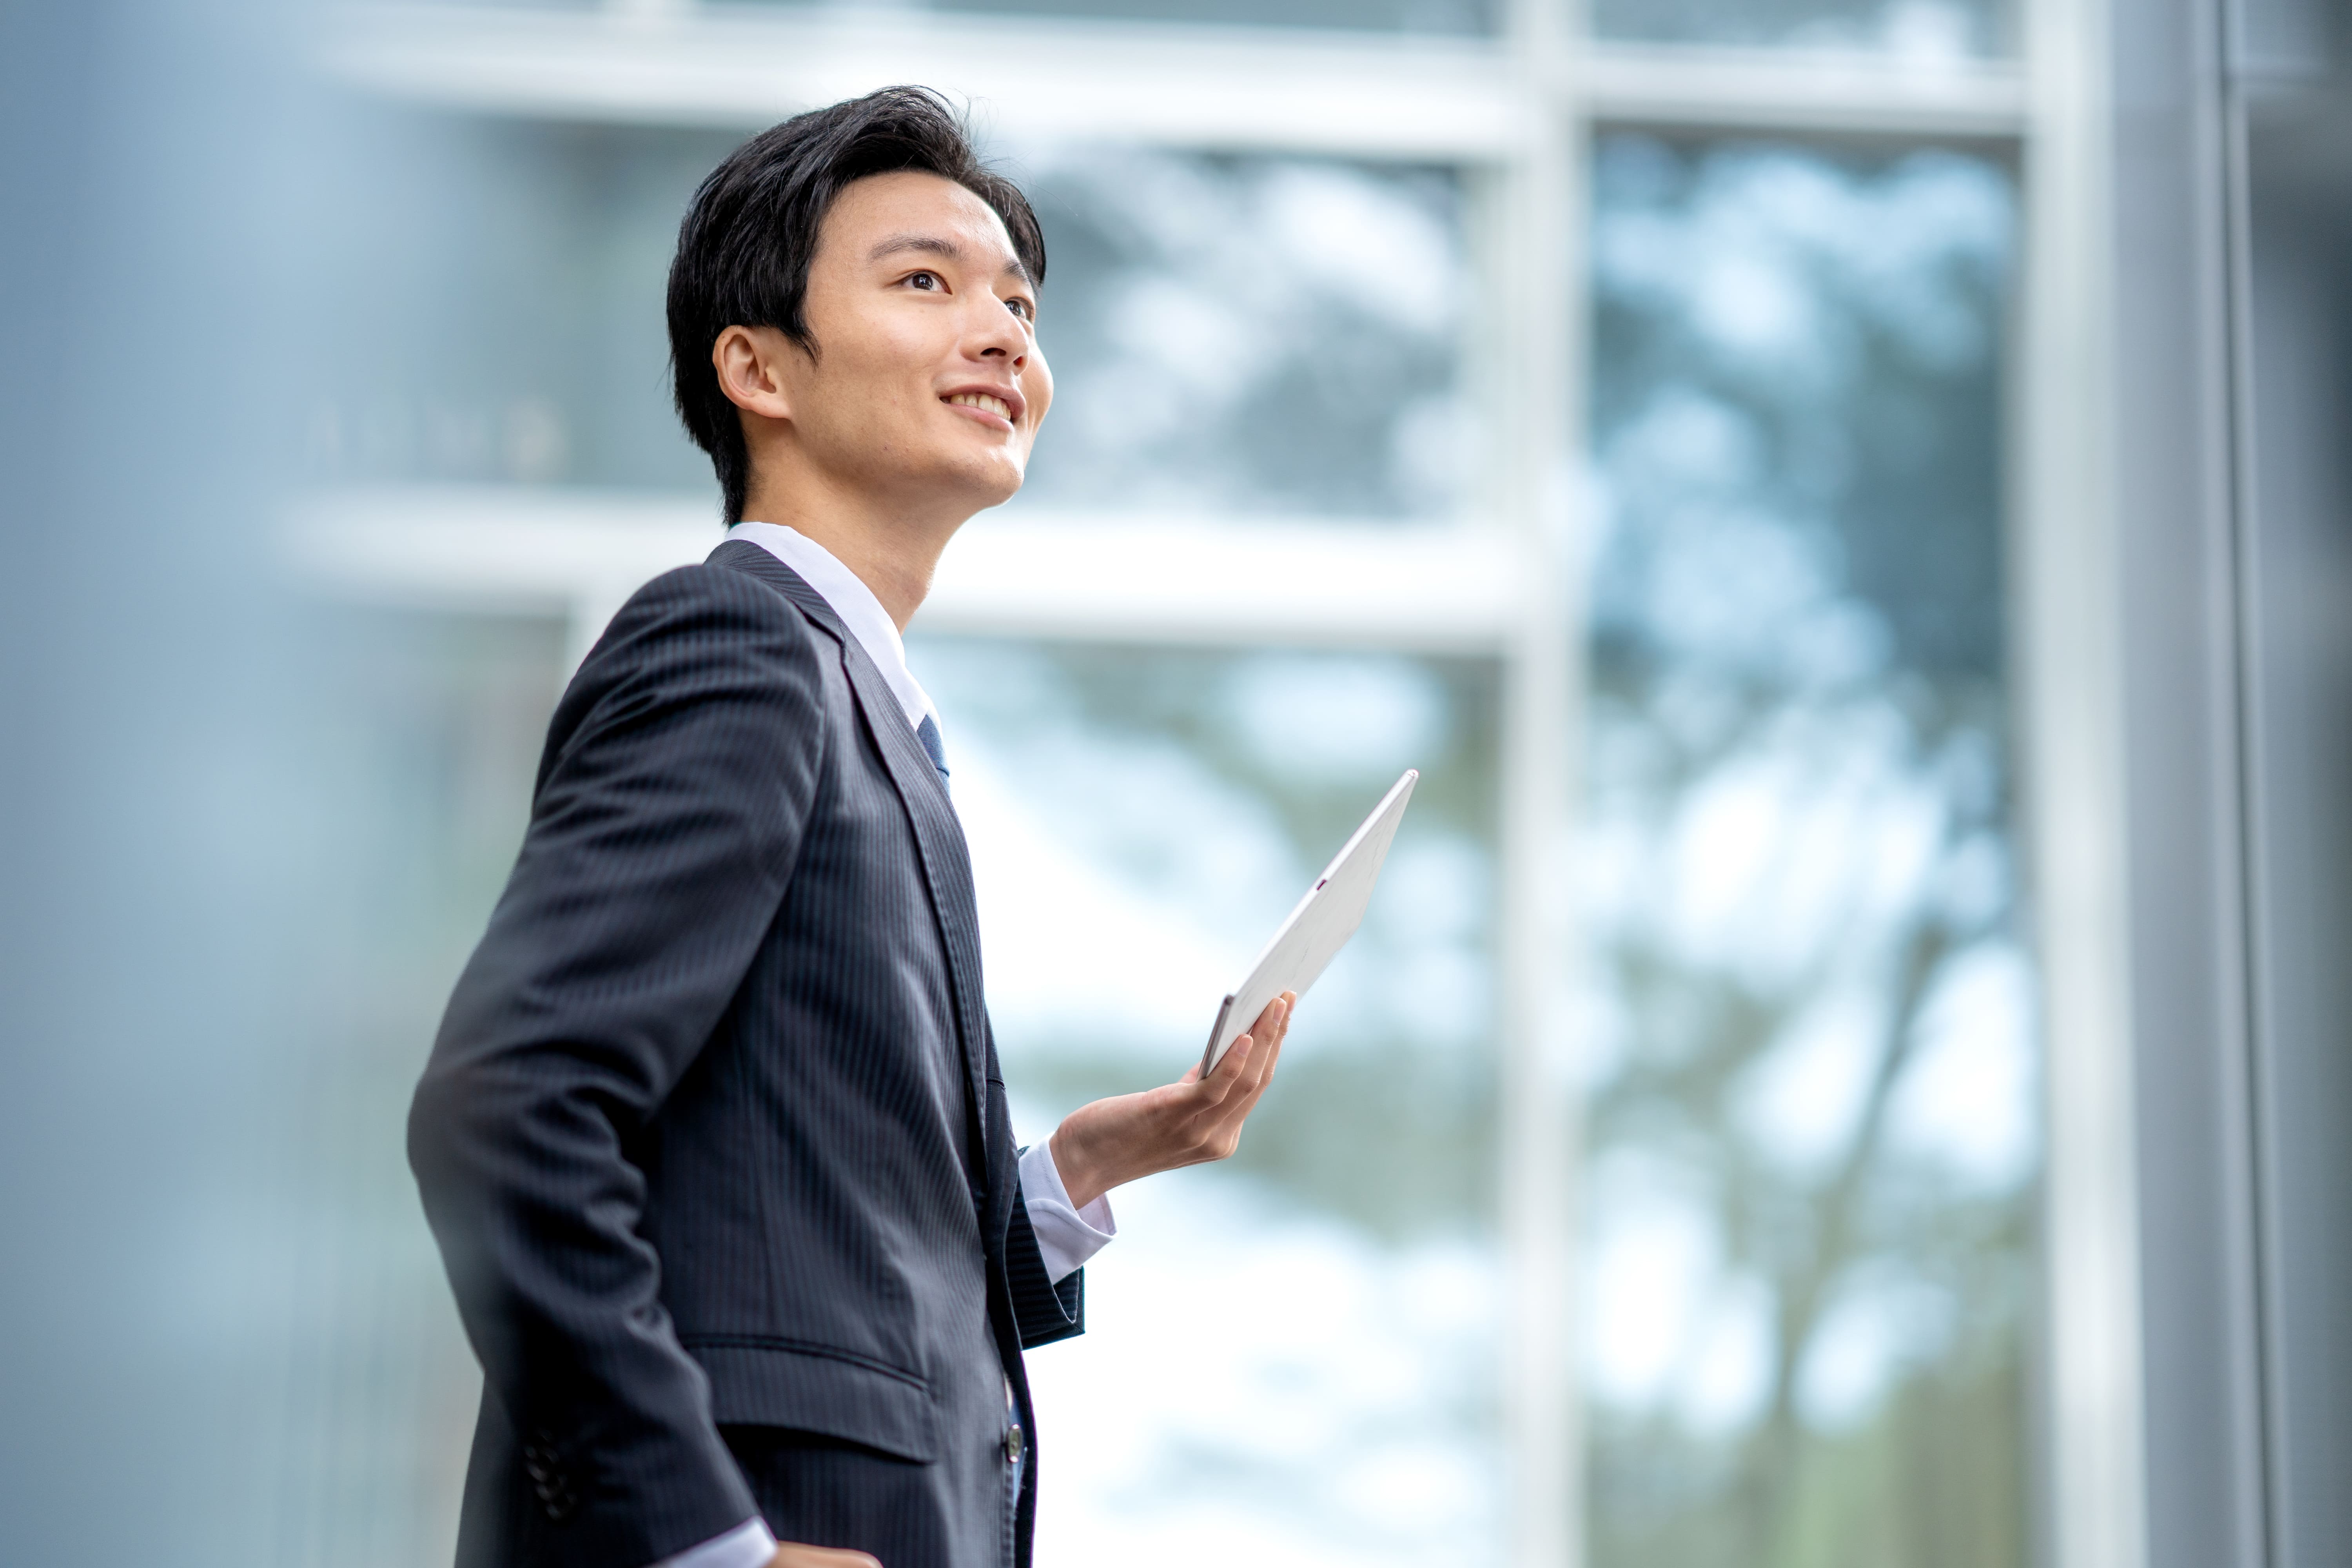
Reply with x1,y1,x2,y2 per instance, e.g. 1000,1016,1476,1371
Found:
1253,1028,1285,1089
1232,1040,1283,1115
1205,1026,1256,1087
1237,1042,1275,1098
1244,996,1292,1086
1263,997,1294,1059
1198,1025,1283,1133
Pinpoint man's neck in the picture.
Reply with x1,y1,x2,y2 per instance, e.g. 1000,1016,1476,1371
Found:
738,470,967,633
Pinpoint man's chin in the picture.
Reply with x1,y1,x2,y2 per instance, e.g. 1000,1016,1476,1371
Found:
936,454,1026,514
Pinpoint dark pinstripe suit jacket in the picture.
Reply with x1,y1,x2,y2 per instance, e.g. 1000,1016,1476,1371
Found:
410,539,1081,1568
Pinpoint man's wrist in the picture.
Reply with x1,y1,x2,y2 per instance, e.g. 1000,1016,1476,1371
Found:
1047,1123,1109,1212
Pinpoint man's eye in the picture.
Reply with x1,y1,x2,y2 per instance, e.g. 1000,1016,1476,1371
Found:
1006,297,1034,321
907,271,941,291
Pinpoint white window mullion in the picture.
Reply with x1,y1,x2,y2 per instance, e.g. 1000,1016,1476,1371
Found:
1494,0,1583,1556
2016,0,2152,1563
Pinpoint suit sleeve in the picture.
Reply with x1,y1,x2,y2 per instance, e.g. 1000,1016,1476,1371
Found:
978,1016,1087,1350
1005,1187,1086,1349
408,565,824,1568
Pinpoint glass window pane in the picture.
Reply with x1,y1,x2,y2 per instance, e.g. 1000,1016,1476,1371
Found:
1580,133,2032,1566
2235,38,2352,1532
913,637,1504,1563
1015,151,1474,520
312,117,1476,524
310,111,740,494
282,606,575,1561
1586,0,2013,58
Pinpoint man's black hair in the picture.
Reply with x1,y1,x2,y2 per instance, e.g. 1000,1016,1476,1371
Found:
667,86,1047,524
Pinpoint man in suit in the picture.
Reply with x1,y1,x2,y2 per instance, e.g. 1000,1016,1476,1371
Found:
408,87,1294,1568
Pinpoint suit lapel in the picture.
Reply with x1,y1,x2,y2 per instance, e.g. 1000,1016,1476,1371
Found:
708,541,996,1189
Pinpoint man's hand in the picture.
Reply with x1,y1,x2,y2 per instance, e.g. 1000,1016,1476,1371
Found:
768,1545,880,1568
1045,993,1294,1210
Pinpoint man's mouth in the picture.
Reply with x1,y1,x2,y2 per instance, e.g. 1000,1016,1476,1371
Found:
945,391,1016,422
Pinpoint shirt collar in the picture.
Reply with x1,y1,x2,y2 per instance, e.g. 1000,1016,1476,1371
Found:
726,521,936,733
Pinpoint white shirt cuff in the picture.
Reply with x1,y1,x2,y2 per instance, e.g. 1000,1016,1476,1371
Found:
653,1516,775,1568
1018,1138,1117,1283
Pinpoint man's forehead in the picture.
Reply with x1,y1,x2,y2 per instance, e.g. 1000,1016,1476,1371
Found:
823,170,1020,270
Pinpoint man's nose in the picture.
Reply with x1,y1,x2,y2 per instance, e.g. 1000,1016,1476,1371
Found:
968,302,1027,366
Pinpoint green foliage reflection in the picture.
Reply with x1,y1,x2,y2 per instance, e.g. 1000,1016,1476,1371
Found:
1583,135,2033,1567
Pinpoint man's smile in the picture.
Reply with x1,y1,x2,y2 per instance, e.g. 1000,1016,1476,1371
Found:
942,385,1022,428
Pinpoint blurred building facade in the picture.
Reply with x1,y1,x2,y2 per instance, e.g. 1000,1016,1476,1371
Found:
289,3,2048,1563
276,0,2351,1565
2,0,2342,1565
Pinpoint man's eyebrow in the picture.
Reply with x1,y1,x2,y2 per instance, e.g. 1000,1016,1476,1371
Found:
867,232,965,265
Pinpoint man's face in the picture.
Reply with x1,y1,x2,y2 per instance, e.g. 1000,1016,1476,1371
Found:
772,169,1052,512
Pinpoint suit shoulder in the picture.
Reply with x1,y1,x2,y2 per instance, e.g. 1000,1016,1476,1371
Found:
590,561,827,674
542,564,837,769
624,559,813,628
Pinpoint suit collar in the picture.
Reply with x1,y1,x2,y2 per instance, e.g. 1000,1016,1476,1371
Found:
709,538,998,1184
712,537,849,646
710,541,951,813
721,522,937,733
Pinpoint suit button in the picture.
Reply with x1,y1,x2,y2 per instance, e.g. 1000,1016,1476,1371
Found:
1003,1425,1024,1465
523,1437,576,1521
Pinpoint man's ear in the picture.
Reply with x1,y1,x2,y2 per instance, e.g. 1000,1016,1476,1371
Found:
712,325,798,423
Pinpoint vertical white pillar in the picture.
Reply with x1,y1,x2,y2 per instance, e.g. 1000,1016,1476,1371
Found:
1495,2,1584,1558
2016,0,2151,1563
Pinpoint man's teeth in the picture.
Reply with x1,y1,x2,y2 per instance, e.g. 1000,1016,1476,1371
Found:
947,393,1011,418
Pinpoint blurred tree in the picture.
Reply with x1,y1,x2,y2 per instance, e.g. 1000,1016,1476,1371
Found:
1581,136,2032,1568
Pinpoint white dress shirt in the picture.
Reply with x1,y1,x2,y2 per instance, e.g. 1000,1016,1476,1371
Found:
652,524,1118,1568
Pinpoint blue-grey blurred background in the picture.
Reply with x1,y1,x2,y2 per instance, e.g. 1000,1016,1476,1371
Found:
2,1,2345,1566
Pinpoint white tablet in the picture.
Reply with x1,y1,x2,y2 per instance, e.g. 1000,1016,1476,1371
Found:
1198,768,1419,1076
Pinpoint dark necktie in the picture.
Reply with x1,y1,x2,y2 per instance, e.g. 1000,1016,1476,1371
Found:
915,714,951,795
